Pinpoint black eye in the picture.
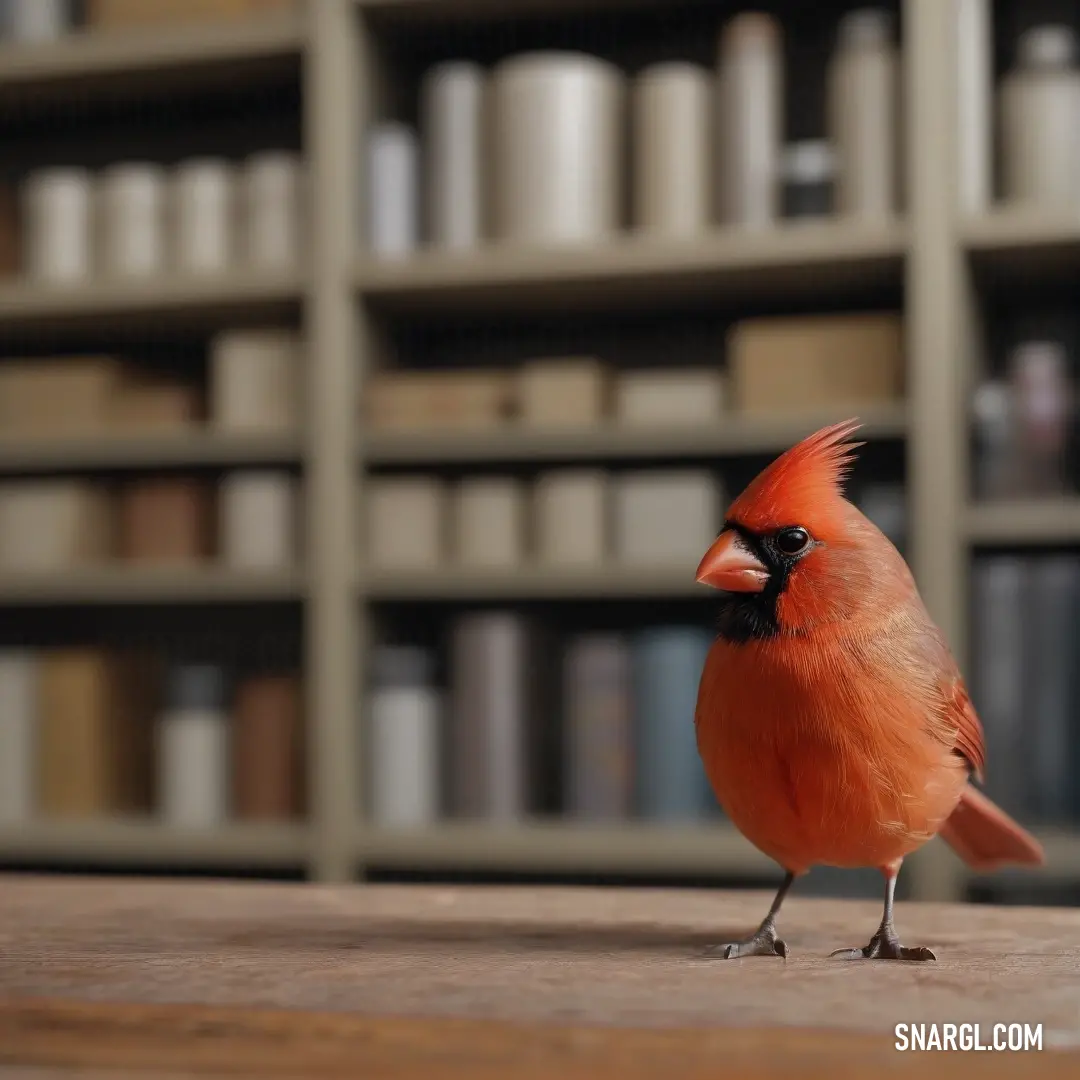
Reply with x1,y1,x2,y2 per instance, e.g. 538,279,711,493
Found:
775,527,811,556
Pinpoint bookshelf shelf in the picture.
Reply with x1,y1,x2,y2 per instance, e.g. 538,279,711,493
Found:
0,432,303,473
961,209,1080,283
0,821,309,869
363,566,710,601
965,499,1080,546
0,567,305,605
363,406,908,466
0,12,306,104
354,222,907,314
0,271,304,334
356,822,774,876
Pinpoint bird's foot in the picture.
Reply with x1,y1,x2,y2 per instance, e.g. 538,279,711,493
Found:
703,923,788,960
830,927,935,962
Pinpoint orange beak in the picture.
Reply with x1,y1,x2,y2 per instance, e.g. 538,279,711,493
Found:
695,530,770,593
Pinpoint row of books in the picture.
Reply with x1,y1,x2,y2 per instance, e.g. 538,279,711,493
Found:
367,615,725,826
970,553,1080,826
0,648,304,825
0,472,299,572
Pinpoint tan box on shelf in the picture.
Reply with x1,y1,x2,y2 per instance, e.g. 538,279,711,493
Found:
37,648,159,819
0,358,122,439
209,329,300,434
727,313,904,413
86,0,298,28
0,481,113,571
516,358,610,428
365,371,514,433
0,184,18,278
452,477,527,568
118,479,213,563
614,369,726,426
534,469,608,567
613,470,722,568
110,369,202,433
365,476,447,570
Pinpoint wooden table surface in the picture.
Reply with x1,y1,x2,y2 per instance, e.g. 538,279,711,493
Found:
1,875,1078,1078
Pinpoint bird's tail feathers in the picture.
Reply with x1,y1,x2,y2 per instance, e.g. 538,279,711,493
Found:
938,784,1045,871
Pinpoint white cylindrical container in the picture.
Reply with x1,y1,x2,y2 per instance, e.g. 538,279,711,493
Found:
97,162,168,278
491,51,625,245
534,469,607,567
219,470,298,570
209,328,300,432
240,151,305,270
0,651,36,824
632,61,711,236
172,157,235,275
421,61,486,249
827,9,900,220
157,664,229,827
4,0,70,42
368,646,440,826
956,0,994,215
717,13,783,227
366,123,420,258
1000,25,1080,207
20,168,93,283
452,476,526,568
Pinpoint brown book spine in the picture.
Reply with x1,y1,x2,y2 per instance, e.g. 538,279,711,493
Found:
0,183,17,277
38,650,114,819
231,674,304,820
37,648,160,819
118,478,213,562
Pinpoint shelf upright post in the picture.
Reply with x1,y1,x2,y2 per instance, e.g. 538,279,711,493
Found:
304,0,364,883
903,0,970,905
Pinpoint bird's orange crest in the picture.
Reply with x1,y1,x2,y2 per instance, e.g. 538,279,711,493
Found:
725,418,864,535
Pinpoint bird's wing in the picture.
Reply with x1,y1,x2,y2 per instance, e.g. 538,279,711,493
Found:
913,621,987,782
939,670,987,782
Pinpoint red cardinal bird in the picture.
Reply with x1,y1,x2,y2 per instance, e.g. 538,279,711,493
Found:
694,419,1044,961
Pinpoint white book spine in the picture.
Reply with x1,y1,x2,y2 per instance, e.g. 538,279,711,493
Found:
172,158,235,274
20,168,93,283
240,151,306,270
369,686,440,825
219,471,297,570
367,124,420,258
158,665,229,827
96,163,168,278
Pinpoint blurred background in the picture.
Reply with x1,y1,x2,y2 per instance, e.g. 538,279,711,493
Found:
0,0,1077,910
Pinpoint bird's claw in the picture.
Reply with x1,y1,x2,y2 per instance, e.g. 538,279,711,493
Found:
704,926,788,959
830,930,935,962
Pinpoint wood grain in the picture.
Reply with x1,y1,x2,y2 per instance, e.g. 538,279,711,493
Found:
1,876,1077,1077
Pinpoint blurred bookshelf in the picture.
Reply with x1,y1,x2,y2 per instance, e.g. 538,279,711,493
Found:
0,0,1078,909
